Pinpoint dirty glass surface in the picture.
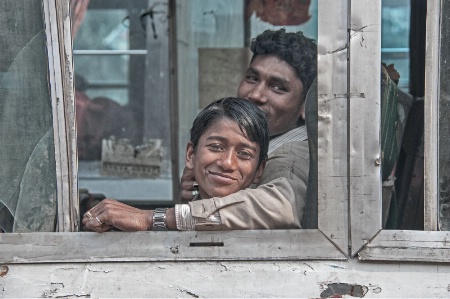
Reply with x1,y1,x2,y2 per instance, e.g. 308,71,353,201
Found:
177,0,318,173
73,0,174,206
381,0,410,92
74,0,319,206
0,0,57,232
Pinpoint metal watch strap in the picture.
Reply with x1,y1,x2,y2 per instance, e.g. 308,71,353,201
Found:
153,208,168,231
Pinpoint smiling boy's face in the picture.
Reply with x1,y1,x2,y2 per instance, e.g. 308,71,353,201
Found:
185,117,265,199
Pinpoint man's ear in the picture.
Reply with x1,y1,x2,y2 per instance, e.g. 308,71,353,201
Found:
252,160,266,184
185,142,195,169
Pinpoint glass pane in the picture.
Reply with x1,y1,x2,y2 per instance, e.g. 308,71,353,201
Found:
381,0,410,91
75,0,321,212
73,0,173,209
75,55,129,106
382,0,428,230
0,0,57,232
176,0,320,228
176,0,318,174
74,9,135,51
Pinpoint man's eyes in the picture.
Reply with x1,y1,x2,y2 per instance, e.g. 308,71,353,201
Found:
244,74,288,93
245,74,258,82
271,84,288,92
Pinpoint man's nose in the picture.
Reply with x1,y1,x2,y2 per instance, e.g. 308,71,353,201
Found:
247,83,267,105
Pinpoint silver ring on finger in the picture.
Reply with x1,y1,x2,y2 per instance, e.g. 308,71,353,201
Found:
86,211,94,221
192,190,198,197
95,216,103,225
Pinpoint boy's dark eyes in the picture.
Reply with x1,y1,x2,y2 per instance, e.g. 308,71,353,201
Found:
206,144,255,160
237,150,253,159
207,144,224,151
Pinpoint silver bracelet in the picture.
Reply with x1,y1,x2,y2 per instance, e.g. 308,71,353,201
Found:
175,204,196,230
175,204,222,230
152,208,168,231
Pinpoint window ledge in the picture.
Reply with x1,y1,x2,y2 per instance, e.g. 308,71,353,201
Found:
0,230,346,263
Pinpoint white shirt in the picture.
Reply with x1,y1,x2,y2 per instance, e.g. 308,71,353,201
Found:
268,125,307,155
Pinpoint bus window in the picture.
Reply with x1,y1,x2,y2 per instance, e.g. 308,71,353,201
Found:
73,0,320,217
73,0,175,211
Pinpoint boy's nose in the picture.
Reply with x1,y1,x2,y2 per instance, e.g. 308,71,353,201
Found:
217,151,237,170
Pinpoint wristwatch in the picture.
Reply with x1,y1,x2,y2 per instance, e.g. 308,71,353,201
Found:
152,208,168,231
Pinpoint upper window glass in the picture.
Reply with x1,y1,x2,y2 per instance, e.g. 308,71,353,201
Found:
73,0,320,213
73,0,174,210
381,0,410,91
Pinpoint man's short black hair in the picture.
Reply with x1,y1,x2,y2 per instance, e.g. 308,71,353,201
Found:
250,28,317,100
190,97,269,166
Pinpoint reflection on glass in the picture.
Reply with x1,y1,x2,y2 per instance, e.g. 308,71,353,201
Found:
381,0,410,91
379,0,412,229
0,0,57,232
176,0,318,174
382,0,431,231
73,0,173,207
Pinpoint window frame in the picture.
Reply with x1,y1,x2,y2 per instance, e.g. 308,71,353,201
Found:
353,0,450,262
348,0,384,256
44,0,79,232
0,0,349,263
3,0,449,265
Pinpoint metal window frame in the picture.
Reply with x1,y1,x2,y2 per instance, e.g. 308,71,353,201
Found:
3,0,449,264
44,0,79,232
352,0,450,262
0,0,349,263
348,0,383,257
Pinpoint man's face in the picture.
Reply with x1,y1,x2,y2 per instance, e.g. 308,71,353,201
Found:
237,55,304,136
186,117,265,199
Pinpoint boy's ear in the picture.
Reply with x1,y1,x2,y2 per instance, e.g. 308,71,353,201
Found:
185,141,195,169
300,102,306,120
252,160,266,184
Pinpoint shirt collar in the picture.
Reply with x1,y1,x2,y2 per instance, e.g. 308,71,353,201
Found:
268,125,307,155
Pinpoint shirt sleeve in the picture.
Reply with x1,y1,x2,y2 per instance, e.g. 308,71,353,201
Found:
188,140,309,230
175,204,221,230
